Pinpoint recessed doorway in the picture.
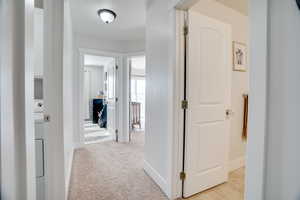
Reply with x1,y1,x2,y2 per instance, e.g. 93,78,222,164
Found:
82,53,118,144
128,55,146,141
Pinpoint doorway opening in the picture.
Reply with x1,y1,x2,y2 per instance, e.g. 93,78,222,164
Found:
128,55,146,140
82,54,118,144
176,0,249,199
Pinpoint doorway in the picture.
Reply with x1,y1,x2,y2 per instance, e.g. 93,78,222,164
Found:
128,56,146,140
82,53,118,144
176,0,249,199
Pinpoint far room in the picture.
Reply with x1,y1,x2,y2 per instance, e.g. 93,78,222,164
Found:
83,54,117,144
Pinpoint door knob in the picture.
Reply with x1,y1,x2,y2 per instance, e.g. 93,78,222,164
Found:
226,109,234,117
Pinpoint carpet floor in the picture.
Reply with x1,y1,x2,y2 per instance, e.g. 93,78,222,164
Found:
68,133,168,200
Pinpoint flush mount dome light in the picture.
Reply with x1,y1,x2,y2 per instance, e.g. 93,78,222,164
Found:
97,9,117,24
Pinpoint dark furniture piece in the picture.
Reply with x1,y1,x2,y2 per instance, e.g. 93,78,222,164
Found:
98,104,107,128
92,99,104,124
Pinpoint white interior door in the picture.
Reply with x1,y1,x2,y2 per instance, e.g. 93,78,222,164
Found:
183,11,232,198
106,59,117,141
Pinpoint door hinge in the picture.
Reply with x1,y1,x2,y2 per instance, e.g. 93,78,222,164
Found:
181,100,188,109
115,129,119,142
116,65,119,70
180,171,186,180
184,26,189,36
44,114,51,122
116,97,119,102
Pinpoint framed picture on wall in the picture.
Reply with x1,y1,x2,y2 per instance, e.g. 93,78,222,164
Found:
233,41,247,72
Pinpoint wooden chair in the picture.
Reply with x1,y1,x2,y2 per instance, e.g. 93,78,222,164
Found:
130,102,141,129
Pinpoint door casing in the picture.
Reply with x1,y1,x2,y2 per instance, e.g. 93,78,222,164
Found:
78,48,123,146
172,0,269,199
124,52,145,142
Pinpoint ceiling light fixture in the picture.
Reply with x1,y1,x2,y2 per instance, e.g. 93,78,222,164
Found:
97,9,117,24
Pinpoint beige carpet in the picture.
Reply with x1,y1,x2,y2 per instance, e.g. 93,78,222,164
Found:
68,133,168,200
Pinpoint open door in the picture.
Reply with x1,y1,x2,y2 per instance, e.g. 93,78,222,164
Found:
106,59,118,141
183,11,232,198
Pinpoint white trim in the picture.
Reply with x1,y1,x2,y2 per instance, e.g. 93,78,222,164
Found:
65,148,74,200
229,157,245,172
245,0,268,200
78,48,124,146
123,51,145,58
143,160,169,197
24,1,36,199
1,1,36,199
171,9,186,199
1,1,19,199
73,142,82,149
79,48,123,58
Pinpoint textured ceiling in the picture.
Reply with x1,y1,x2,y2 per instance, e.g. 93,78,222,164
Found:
215,0,248,15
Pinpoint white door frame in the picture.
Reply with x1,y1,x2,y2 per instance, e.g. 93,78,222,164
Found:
78,48,123,146
1,0,36,199
172,0,269,199
124,52,145,142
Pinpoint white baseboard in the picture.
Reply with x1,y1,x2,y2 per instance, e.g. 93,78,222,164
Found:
143,160,170,198
74,142,83,149
229,156,245,172
65,147,74,200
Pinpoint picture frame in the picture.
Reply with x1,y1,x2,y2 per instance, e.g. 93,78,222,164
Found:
233,41,247,72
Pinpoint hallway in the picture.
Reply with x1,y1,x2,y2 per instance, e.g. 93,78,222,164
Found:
68,133,168,200
68,130,245,200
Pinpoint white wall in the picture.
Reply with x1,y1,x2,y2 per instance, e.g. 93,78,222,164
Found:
144,0,175,197
0,0,36,199
131,56,146,76
63,0,75,197
190,0,249,170
84,65,104,99
245,0,268,199
145,0,249,198
84,65,104,119
264,0,300,199
75,34,145,54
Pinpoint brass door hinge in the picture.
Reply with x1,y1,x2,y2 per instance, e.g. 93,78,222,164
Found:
44,114,51,122
180,171,186,180
181,100,188,109
184,26,189,36
115,129,119,142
